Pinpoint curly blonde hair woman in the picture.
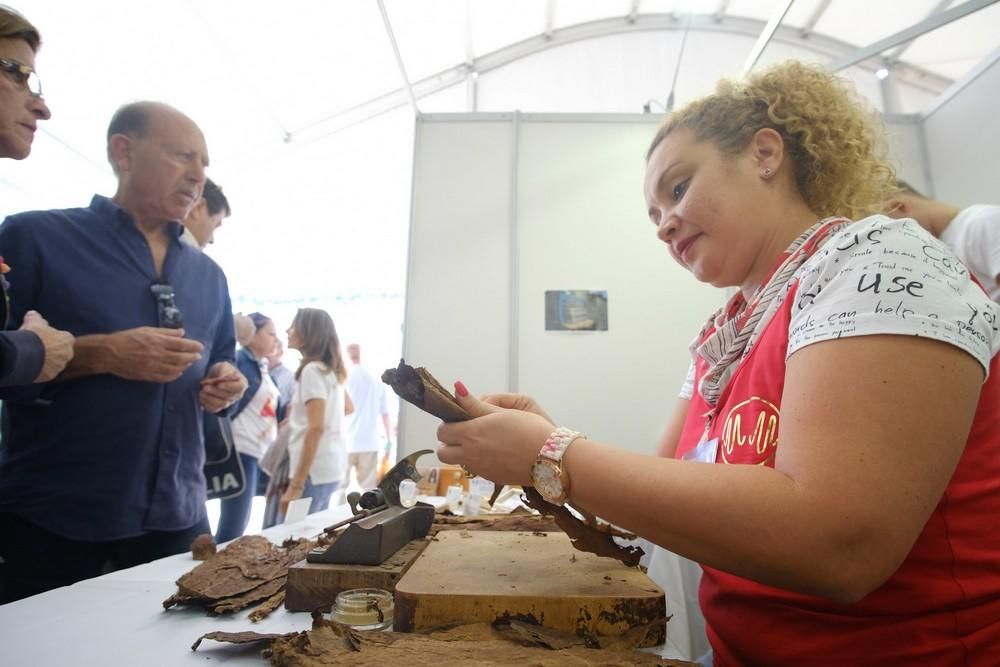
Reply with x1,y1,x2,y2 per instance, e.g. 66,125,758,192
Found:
436,61,1000,664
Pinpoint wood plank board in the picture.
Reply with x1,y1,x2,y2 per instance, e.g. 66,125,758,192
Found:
394,530,666,647
285,538,429,612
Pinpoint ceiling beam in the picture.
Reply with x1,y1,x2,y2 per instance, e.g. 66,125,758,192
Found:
829,0,998,71
376,0,419,115
285,13,956,143
628,0,641,23
799,0,832,38
923,43,1000,118
714,0,730,22
885,0,951,66
463,0,477,111
545,0,557,39
742,0,796,75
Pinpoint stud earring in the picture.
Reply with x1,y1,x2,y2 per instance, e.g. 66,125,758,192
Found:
762,167,772,178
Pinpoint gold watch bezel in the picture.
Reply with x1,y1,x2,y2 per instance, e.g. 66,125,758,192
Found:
530,457,571,505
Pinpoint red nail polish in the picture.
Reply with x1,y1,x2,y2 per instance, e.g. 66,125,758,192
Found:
454,381,469,397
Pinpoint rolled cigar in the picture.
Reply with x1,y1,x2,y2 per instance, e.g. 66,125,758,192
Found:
381,359,471,423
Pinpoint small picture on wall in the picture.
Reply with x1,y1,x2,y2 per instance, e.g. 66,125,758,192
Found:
545,290,608,331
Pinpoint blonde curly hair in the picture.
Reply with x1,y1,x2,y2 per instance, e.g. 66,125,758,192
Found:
647,61,896,221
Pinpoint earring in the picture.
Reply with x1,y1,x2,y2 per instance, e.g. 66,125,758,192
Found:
762,167,772,178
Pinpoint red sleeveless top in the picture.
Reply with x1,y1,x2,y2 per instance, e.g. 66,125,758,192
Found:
677,283,1000,665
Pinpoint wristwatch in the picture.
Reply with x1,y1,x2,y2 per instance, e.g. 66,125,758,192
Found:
530,427,584,505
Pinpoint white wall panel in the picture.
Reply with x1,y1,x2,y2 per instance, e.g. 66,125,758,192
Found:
923,55,1000,203
401,116,515,458
404,113,725,460
515,116,723,453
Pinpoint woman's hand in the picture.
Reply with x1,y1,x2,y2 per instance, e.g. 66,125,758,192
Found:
478,392,555,423
280,481,305,515
437,381,555,486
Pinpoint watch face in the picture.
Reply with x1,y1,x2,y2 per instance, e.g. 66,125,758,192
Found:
531,460,565,503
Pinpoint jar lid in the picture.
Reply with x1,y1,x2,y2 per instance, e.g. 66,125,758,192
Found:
330,588,394,630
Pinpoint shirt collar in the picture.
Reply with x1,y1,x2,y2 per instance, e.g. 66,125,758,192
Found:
89,195,186,241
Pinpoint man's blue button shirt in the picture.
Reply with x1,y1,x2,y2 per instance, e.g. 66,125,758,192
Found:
0,195,235,541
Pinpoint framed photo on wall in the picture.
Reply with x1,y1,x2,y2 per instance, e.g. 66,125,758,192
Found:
544,290,608,331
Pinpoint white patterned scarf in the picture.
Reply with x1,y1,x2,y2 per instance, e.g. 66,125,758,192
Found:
692,217,851,408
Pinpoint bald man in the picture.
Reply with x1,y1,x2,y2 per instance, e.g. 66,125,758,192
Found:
0,101,247,602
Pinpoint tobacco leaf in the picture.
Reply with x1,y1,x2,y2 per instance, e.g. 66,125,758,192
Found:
191,630,290,652
383,360,643,567
491,619,587,649
165,535,316,615
211,576,287,615
263,622,696,666
381,359,470,423
249,589,287,623
522,487,643,568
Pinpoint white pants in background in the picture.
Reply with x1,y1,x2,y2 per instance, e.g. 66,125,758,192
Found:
345,451,379,491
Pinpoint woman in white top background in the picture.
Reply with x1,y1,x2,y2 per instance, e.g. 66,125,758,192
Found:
278,307,353,517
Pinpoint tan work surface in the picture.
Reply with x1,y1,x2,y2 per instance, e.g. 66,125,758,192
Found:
394,530,666,646
285,538,429,612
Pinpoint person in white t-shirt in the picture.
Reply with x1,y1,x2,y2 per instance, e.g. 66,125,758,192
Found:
216,312,280,542
343,343,393,492
277,308,354,517
886,181,1000,303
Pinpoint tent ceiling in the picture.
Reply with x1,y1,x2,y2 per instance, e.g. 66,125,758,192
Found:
1,1,997,309
11,0,1000,154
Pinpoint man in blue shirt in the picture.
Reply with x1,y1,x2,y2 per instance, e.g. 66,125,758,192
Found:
0,101,248,603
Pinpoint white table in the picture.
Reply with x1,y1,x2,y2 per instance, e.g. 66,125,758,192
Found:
0,504,357,666
0,500,696,665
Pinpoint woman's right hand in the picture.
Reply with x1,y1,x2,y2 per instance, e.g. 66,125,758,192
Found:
478,392,554,423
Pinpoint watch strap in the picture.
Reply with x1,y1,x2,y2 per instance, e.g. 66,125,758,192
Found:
539,427,584,464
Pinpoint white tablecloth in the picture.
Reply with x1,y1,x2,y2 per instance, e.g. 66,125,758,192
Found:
0,500,697,665
0,504,357,666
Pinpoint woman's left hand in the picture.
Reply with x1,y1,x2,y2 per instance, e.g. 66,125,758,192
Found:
437,382,555,486
280,483,304,515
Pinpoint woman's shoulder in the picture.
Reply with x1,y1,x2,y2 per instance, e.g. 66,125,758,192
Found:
800,214,967,283
300,361,337,381
788,214,1000,368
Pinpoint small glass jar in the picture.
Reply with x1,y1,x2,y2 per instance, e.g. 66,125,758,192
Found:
330,588,394,631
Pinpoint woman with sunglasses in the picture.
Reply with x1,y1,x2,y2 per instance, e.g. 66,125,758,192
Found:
0,6,71,387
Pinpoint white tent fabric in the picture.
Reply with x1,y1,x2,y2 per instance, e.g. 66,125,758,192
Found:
0,0,997,358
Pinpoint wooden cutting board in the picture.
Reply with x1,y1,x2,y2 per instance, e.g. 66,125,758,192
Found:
394,530,666,647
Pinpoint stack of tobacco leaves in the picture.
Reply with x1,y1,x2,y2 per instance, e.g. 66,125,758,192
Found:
164,535,318,621
192,613,697,666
